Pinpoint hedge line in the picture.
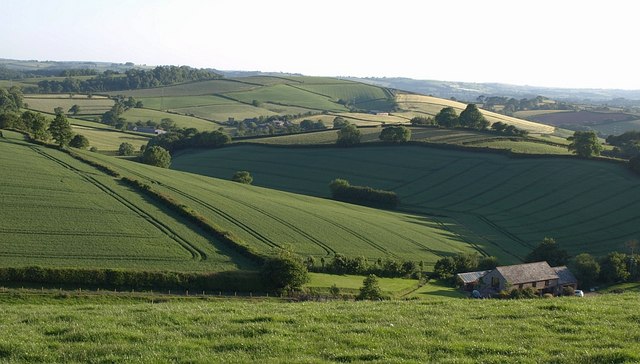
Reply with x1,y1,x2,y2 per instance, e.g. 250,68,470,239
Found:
120,177,266,265
0,266,262,292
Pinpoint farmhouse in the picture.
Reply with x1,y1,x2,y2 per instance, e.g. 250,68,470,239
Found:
456,261,577,296
132,126,167,135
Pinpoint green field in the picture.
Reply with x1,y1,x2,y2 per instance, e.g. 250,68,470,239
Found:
0,291,637,362
73,149,479,267
24,95,114,117
0,131,251,272
171,144,640,261
70,125,150,152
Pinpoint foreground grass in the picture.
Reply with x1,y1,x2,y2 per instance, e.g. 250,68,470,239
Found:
0,292,637,363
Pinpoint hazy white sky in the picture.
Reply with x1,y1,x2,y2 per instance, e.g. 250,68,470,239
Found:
1,0,638,89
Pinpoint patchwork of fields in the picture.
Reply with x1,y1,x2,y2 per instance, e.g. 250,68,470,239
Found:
171,145,640,260
0,131,252,272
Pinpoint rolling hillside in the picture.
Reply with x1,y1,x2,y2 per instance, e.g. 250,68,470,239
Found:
171,144,640,260
0,131,252,272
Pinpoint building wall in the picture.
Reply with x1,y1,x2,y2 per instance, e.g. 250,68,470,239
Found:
480,270,507,291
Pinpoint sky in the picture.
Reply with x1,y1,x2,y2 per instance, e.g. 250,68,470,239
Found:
1,0,638,89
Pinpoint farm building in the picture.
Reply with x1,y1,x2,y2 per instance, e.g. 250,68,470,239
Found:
132,126,167,135
456,261,577,296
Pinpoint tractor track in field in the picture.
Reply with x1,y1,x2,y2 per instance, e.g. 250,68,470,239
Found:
0,228,155,238
401,161,492,201
158,183,283,251
29,146,206,261
214,193,335,256
0,251,187,261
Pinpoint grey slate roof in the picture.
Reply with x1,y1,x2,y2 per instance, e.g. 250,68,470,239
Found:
495,261,558,285
456,270,489,284
553,266,578,285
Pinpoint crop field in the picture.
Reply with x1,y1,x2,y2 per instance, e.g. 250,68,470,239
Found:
172,144,640,261
70,125,150,152
514,109,573,119
225,84,348,112
121,108,223,131
590,118,640,136
0,132,251,272
0,292,638,362
396,93,556,134
471,140,571,155
24,95,114,116
76,149,479,266
104,79,259,98
529,110,636,125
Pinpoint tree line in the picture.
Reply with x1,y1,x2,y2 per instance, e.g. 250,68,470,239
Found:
329,179,399,209
36,66,219,93
307,254,420,278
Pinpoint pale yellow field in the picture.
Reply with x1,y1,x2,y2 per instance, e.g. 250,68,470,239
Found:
24,95,114,115
513,109,573,119
395,93,555,134
71,125,150,152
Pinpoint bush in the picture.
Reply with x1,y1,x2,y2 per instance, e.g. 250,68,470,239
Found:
69,134,90,149
336,124,361,146
89,146,98,152
562,285,575,296
357,274,384,300
379,126,411,142
231,171,253,184
141,146,171,168
328,179,399,209
118,142,135,156
261,251,309,292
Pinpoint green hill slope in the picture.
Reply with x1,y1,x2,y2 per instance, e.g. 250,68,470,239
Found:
171,144,640,259
0,131,252,272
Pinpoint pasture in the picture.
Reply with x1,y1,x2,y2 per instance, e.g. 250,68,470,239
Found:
24,94,114,117
70,125,149,152
75,149,480,267
171,144,640,261
0,132,252,272
121,108,224,131
0,291,637,362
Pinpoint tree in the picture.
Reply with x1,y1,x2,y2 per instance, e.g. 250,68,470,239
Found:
599,252,630,283
231,170,253,184
459,103,489,129
477,256,499,271
379,126,411,142
118,142,135,156
141,146,171,168
525,237,569,266
434,107,459,128
333,116,349,129
571,253,600,288
48,113,73,147
68,104,81,115
336,124,361,146
357,274,384,300
410,116,435,126
567,131,603,157
433,256,456,279
69,134,90,149
53,106,64,116
261,250,309,292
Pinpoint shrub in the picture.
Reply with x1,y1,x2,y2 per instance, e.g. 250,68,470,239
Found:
69,134,90,149
379,126,411,142
118,142,135,156
328,179,399,209
562,286,575,296
141,146,171,168
357,274,384,300
261,251,309,292
231,171,253,184
89,146,98,152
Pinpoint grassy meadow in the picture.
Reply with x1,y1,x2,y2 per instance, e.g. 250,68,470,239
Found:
0,131,252,272
24,94,114,117
171,144,640,261
0,291,637,363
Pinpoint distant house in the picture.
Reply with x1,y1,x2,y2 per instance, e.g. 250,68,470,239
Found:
456,261,577,296
132,126,167,135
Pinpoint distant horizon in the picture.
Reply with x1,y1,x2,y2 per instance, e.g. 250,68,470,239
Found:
4,56,640,93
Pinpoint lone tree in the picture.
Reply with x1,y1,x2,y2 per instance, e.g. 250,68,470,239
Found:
336,124,361,146
141,146,171,168
525,237,569,266
68,104,81,115
567,131,603,157
571,253,600,288
459,103,489,130
379,125,411,142
357,274,384,300
118,142,135,156
48,113,73,147
231,170,253,184
69,134,90,149
261,250,309,292
332,116,349,129
434,107,459,128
